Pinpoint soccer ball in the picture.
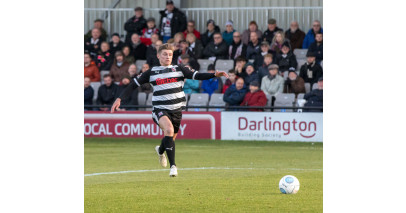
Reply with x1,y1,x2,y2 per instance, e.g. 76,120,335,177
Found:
279,175,300,194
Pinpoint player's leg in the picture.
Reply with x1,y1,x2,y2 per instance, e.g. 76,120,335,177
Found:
157,116,176,167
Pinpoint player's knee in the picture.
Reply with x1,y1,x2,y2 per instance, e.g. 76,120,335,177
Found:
164,126,174,136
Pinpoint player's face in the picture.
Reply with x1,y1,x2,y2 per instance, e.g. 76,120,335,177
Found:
158,50,173,66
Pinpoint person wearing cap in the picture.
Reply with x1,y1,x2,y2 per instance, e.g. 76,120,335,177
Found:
283,71,306,98
299,51,323,85
201,19,221,47
257,53,274,87
126,33,147,60
97,74,119,111
186,33,203,59
223,77,248,111
302,20,323,49
202,32,228,60
285,21,305,51
243,62,259,87
270,31,290,55
109,51,131,82
229,31,247,60
140,17,160,46
222,20,236,46
84,19,107,42
263,18,283,44
241,21,263,46
124,7,147,43
274,41,298,73
308,32,323,64
254,41,273,70
260,64,285,98
115,75,139,111
109,33,125,56
200,64,223,96
246,31,261,59
183,20,201,40
84,28,103,58
304,77,323,112
240,81,267,112
159,0,187,43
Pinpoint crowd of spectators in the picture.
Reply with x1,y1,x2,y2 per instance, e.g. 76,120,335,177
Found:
84,1,323,111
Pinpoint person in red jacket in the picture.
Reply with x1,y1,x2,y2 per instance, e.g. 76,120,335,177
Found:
84,52,100,82
240,81,267,111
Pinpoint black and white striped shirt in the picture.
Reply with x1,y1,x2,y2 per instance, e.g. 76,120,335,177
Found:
119,64,216,112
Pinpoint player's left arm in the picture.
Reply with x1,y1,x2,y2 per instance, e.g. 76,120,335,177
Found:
179,64,229,80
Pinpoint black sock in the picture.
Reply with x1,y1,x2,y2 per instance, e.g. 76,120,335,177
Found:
158,137,166,155
163,136,175,167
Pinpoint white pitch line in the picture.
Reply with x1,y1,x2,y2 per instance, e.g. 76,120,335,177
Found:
85,167,322,177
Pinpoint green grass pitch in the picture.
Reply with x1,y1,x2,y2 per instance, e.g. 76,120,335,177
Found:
85,138,323,212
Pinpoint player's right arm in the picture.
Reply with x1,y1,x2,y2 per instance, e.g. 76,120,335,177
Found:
111,70,151,113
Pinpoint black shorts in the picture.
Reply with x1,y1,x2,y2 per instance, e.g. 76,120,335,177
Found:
152,109,183,133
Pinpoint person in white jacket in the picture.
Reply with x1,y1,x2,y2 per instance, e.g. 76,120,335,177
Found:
260,64,284,97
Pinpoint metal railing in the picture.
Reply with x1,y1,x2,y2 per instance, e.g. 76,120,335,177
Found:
84,7,323,40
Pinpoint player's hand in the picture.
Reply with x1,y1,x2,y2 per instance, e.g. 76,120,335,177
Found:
215,70,229,78
111,98,121,113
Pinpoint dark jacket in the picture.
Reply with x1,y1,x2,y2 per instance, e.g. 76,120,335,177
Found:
201,77,223,96
110,61,131,82
126,42,147,60
173,48,196,65
96,83,119,105
240,90,267,111
262,27,284,43
308,41,323,64
124,15,147,43
246,41,261,60
146,45,159,67
275,52,298,72
257,64,272,87
203,40,228,60
223,84,248,110
95,51,113,71
285,28,305,51
244,71,259,86
299,62,323,85
201,26,221,47
109,41,125,55
228,41,247,60
304,89,323,112
84,86,94,110
84,37,103,58
302,28,323,49
116,84,139,110
253,50,273,70
159,7,187,38
283,76,306,97
189,40,204,59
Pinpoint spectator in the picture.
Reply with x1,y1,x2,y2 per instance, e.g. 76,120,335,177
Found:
84,77,94,111
95,42,113,71
147,40,162,67
140,17,160,46
203,32,228,60
183,20,201,40
84,28,103,58
110,51,131,82
84,19,107,42
96,74,119,111
246,31,261,59
124,7,147,43
240,81,267,111
274,41,297,73
270,31,289,55
263,18,283,44
173,32,185,51
243,62,259,86
254,41,273,69
201,19,221,47
222,20,236,46
179,53,200,71
241,21,263,45
200,64,223,96
159,0,187,43
173,40,195,65
109,33,125,55
304,77,323,112
299,51,323,85
84,52,100,82
260,64,284,97
234,56,247,78
126,33,147,60
283,71,306,98
116,76,139,111
186,33,203,59
122,46,135,64
222,69,238,93
137,63,153,93
285,21,305,51
302,20,323,49
229,31,247,60
223,77,247,110
308,32,323,64
257,54,274,86
128,64,138,77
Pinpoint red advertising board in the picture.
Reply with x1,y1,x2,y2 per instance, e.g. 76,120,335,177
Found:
84,111,221,139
